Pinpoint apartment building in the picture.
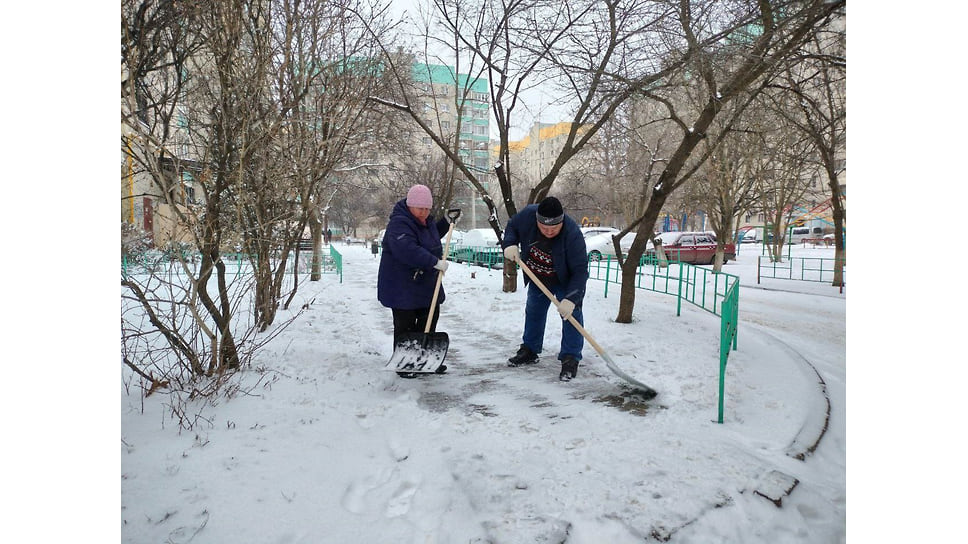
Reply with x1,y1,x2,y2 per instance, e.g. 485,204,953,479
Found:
411,64,491,174
122,110,203,250
408,63,495,229
505,122,584,186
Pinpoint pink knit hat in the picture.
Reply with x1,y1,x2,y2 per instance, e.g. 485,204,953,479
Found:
406,184,433,208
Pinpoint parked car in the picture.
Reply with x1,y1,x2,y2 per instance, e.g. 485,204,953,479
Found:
580,226,620,239
821,232,844,246
646,231,736,265
452,228,503,268
790,226,824,244
585,231,635,262
443,229,465,247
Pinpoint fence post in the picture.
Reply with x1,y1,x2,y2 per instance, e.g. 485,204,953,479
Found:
676,263,683,317
733,283,739,350
603,255,611,298
713,271,720,315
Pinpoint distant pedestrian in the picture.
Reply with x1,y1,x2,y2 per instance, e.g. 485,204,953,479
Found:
501,196,588,381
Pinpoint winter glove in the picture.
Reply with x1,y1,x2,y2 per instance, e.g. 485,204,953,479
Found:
503,245,520,262
558,299,576,321
433,259,449,273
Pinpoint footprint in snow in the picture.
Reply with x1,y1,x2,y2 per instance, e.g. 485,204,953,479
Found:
340,466,394,514
385,480,419,518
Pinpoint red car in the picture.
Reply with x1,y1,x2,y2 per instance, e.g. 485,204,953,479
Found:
647,231,736,265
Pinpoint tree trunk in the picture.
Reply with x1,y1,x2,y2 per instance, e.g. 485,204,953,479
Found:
503,258,518,292
616,201,668,323
826,170,846,287
713,246,724,272
309,217,323,281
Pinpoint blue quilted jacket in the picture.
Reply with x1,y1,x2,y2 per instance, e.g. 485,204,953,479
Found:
377,199,451,310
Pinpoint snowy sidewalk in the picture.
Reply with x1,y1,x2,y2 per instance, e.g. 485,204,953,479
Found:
121,244,846,543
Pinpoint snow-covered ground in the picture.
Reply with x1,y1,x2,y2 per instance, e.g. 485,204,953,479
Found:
119,241,846,543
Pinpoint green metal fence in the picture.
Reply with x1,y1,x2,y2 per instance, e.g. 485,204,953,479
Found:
718,281,739,423
588,256,739,319
587,255,740,423
448,245,504,270
122,246,343,283
757,255,845,286
327,246,343,282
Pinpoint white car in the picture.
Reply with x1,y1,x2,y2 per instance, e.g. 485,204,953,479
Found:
580,226,620,239
452,228,503,269
442,229,465,247
739,229,759,243
585,231,635,261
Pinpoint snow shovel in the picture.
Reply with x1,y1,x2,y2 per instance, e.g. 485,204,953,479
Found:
514,257,658,399
386,209,461,375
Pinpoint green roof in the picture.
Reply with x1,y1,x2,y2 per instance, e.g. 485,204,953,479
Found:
412,63,488,93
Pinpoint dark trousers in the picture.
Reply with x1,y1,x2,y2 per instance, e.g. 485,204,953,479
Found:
391,306,440,343
522,282,584,361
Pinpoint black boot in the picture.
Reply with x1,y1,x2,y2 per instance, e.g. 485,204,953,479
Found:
559,356,579,381
507,344,538,367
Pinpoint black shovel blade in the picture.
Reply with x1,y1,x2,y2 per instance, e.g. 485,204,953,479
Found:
386,332,449,373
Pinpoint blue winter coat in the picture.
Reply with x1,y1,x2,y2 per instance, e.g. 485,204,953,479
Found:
377,199,451,310
502,204,588,305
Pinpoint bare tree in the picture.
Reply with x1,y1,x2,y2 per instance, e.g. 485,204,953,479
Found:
367,0,728,291
612,0,846,322
364,0,842,309
688,128,759,272
763,11,846,285
752,115,819,261
121,0,394,404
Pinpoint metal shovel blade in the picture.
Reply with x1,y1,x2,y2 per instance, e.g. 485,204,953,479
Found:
386,332,449,373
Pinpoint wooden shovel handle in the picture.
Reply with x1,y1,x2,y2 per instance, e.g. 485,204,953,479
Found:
424,216,457,334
